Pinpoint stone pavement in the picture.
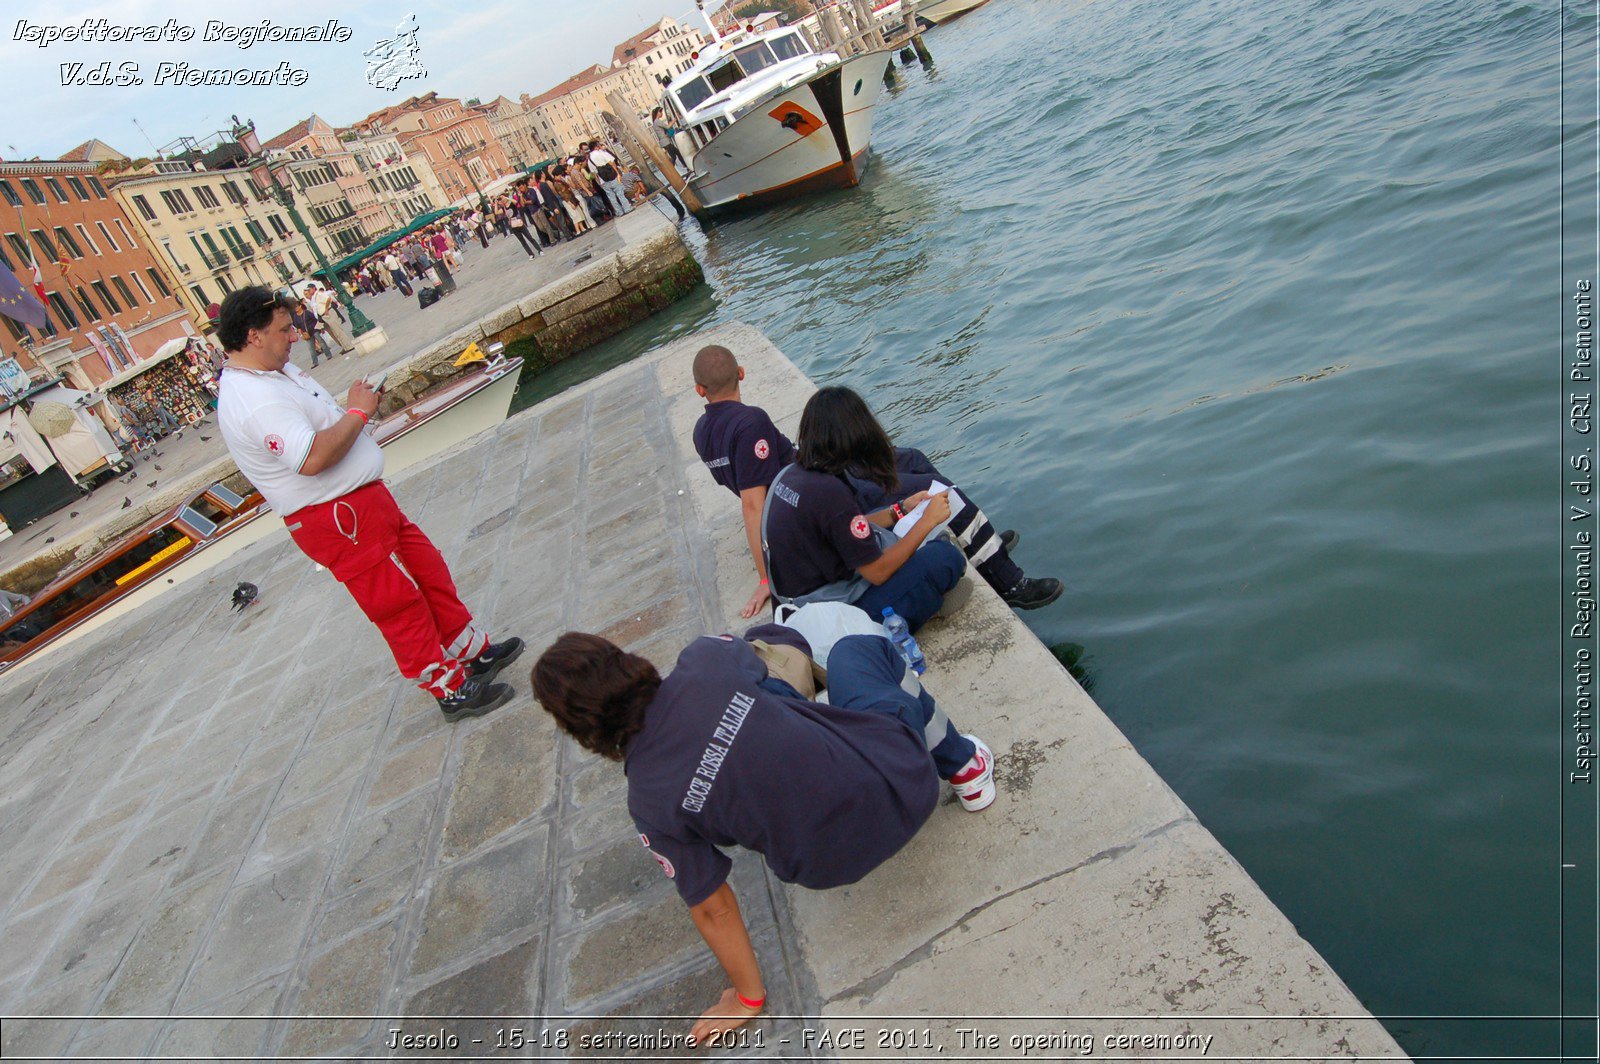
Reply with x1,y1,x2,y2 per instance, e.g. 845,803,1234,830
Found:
0,324,1406,1061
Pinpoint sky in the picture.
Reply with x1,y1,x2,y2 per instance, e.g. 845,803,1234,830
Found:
0,0,719,159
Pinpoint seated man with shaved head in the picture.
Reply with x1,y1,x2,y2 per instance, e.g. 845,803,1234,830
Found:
690,344,1062,619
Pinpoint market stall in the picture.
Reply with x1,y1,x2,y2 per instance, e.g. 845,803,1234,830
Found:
98,336,217,440
0,401,79,528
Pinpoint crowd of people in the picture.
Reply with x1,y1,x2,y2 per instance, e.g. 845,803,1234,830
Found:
337,141,650,304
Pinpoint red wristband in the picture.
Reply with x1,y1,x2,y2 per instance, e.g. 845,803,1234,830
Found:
759,578,768,585
736,990,766,1010
347,407,369,425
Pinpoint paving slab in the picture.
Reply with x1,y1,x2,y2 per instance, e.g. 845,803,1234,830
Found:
0,321,1405,1060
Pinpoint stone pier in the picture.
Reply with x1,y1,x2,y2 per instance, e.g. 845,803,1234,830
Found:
0,324,1406,1060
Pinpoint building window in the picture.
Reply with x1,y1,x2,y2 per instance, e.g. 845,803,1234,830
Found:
222,181,245,206
53,227,83,258
30,230,57,262
188,283,208,308
45,178,69,203
46,291,78,330
88,177,107,198
215,273,233,294
5,234,28,265
146,268,171,297
131,272,153,303
21,179,45,205
194,185,221,209
270,215,290,238
114,219,136,247
2,314,29,343
74,285,100,322
91,279,120,315
132,194,158,221
112,275,137,307
289,249,306,272
0,181,19,207
95,221,119,252
66,176,88,200
245,220,267,244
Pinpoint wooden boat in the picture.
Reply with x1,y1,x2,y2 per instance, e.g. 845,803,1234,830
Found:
661,16,892,213
911,0,993,27
0,356,523,674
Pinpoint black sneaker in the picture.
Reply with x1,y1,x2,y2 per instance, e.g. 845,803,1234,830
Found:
999,529,1020,552
467,637,525,685
437,679,513,722
1002,576,1063,610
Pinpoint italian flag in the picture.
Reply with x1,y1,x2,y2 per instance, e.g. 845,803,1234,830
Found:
29,260,45,306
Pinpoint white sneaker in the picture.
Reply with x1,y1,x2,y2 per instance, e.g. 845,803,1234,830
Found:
949,735,996,812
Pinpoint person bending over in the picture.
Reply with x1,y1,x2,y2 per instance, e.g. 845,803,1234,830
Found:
690,345,1061,620
532,624,995,1044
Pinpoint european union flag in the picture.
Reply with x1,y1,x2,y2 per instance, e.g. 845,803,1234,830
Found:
0,262,46,330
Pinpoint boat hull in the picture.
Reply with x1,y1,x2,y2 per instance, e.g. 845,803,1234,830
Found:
687,50,892,213
915,0,993,26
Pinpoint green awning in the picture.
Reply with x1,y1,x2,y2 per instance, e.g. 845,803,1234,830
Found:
315,208,461,277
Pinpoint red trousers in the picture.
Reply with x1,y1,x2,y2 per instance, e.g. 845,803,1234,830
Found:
286,481,487,697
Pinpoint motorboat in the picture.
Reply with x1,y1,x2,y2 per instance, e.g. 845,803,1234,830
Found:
661,15,893,212
0,356,523,673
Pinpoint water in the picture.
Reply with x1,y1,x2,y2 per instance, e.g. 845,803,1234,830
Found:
540,1,1571,1056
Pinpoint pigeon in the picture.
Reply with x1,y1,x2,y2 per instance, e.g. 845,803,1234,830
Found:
154,464,162,471
200,435,211,442
121,497,131,509
68,511,78,519
231,582,258,611
147,481,158,489
44,536,53,544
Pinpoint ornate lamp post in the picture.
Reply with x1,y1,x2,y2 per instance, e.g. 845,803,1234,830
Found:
231,117,375,337
451,141,488,209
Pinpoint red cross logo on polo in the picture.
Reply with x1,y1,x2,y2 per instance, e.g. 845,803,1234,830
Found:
264,434,285,455
754,438,770,460
640,835,676,878
850,515,871,539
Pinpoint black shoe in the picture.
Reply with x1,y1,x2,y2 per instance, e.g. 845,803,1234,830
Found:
437,678,513,722
999,529,1020,552
1002,576,1062,610
467,637,525,685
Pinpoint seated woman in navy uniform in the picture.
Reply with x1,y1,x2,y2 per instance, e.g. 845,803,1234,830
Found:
762,387,966,632
531,620,996,1045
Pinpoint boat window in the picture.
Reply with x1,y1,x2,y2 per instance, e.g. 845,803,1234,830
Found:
177,506,218,538
208,483,247,509
105,525,191,587
706,59,747,95
676,77,713,113
733,43,778,75
769,33,808,61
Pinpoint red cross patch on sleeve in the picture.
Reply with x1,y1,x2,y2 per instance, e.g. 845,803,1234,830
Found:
264,434,285,456
850,515,871,539
754,438,770,460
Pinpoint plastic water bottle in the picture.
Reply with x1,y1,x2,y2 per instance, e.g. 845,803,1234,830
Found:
881,607,926,675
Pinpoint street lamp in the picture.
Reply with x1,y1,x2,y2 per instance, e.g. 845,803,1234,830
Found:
231,117,375,337
451,140,488,209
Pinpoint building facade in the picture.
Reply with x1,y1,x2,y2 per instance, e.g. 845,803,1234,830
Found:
109,161,322,325
342,131,446,232
523,63,662,157
261,116,371,256
612,17,712,89
0,159,194,390
354,94,513,208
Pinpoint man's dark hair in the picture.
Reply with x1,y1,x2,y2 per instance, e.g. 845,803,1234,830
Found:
532,633,660,760
797,386,898,493
692,344,739,395
217,285,292,352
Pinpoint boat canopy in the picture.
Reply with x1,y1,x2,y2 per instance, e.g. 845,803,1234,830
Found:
668,30,815,120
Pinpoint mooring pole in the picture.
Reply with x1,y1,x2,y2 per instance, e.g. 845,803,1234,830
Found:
604,93,707,220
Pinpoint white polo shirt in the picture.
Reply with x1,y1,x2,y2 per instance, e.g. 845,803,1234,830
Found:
218,361,384,516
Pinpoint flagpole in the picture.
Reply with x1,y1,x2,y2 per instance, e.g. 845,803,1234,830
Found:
12,202,48,327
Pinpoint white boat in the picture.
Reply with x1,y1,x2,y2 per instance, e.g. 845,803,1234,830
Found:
0,357,522,674
661,17,893,213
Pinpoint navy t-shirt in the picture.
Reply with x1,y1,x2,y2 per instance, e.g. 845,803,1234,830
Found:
692,400,796,496
624,635,938,906
763,465,883,600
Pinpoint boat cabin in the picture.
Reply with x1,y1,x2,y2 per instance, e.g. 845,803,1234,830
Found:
661,28,823,154
0,482,264,667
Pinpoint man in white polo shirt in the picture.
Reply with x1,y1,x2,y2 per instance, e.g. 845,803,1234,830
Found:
215,286,522,721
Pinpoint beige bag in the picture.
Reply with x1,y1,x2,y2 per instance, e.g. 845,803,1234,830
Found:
749,640,827,699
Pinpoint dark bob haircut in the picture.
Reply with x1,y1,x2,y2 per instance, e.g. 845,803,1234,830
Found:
796,386,898,494
216,285,294,353
532,633,661,760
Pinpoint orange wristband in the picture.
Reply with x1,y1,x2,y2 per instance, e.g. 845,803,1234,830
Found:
736,990,766,1010
347,407,369,425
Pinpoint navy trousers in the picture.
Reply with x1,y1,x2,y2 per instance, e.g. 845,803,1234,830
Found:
854,539,965,634
824,634,974,778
